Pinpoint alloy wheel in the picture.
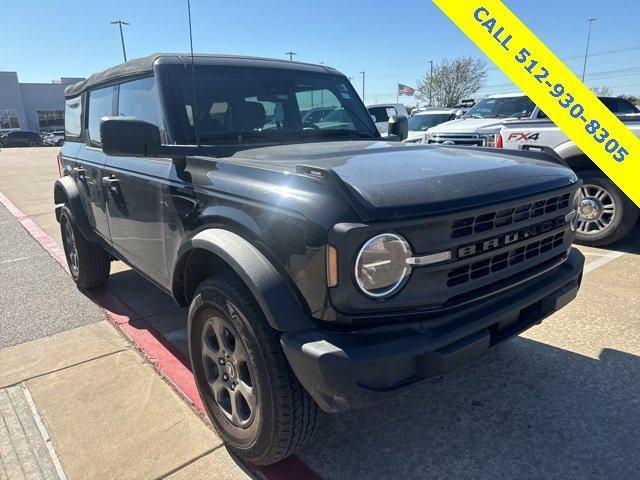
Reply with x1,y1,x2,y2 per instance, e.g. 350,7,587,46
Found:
62,217,80,276
576,184,616,235
201,316,257,428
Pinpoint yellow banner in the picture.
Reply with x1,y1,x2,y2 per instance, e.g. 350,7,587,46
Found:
433,0,639,207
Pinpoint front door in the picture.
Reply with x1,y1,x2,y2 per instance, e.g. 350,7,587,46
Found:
102,76,170,284
103,156,170,283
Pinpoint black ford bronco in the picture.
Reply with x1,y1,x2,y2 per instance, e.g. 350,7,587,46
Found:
55,53,585,465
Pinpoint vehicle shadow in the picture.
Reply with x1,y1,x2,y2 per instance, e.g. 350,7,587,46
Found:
580,223,640,254
299,338,640,480
95,265,640,480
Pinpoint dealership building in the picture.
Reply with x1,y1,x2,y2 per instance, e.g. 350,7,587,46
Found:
0,72,85,133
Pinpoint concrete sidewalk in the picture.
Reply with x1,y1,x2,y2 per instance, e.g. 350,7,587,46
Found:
0,199,253,480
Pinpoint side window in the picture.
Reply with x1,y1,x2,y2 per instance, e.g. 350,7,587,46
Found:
117,77,161,127
64,97,83,139
87,86,115,147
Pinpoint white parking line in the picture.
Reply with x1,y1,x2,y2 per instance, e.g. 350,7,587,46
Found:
583,249,633,274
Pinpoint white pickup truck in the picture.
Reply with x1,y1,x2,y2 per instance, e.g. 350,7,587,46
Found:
499,110,640,246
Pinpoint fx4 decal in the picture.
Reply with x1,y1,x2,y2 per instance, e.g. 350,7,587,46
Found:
507,132,540,141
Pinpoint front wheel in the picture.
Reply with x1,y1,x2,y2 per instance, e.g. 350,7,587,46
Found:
59,205,110,288
28,140,38,147
188,274,319,465
575,171,639,247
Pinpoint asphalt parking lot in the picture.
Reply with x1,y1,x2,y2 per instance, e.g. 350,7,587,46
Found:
1,146,639,479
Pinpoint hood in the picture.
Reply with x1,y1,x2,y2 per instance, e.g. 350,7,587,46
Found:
232,141,577,221
428,117,509,134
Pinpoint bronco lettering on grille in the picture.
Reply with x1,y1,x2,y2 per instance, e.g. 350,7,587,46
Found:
457,215,567,259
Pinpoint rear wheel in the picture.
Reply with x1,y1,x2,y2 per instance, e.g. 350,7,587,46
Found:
28,140,38,147
59,205,110,288
57,139,64,146
189,274,319,465
575,171,639,247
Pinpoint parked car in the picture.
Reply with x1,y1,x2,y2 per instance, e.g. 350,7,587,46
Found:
367,103,408,135
404,108,457,143
55,53,584,465
0,130,42,148
498,110,640,246
426,93,535,147
301,106,336,124
44,130,65,146
427,93,639,146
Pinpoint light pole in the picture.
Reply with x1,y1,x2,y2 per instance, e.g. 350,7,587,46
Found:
110,20,130,62
285,51,297,61
360,71,365,101
428,60,434,106
581,17,596,82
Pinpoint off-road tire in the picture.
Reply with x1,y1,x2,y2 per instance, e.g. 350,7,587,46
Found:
576,171,639,247
188,274,319,465
59,205,110,288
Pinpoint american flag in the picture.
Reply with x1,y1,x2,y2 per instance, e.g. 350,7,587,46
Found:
397,83,416,96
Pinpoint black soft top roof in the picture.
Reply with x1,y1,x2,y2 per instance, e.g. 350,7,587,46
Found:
64,53,340,98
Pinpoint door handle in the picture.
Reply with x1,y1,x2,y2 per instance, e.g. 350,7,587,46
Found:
102,175,120,192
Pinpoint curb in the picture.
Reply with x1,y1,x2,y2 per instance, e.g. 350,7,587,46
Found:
0,189,323,480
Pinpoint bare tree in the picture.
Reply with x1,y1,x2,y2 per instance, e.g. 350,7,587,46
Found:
416,57,488,107
591,86,613,96
618,93,640,104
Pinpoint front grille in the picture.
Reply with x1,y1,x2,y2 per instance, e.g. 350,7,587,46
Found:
427,133,484,146
451,192,571,239
447,231,565,287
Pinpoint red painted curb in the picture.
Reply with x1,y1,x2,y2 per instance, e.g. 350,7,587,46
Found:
0,189,323,480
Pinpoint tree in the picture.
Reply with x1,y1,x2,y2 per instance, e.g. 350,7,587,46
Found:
591,86,613,96
416,57,488,107
618,94,640,104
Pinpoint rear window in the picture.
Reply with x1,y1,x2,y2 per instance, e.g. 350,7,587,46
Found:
368,106,395,123
64,97,82,138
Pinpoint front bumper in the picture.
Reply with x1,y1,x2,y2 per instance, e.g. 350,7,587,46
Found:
281,248,584,413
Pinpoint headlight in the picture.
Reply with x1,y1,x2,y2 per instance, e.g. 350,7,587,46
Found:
355,233,412,298
483,133,500,147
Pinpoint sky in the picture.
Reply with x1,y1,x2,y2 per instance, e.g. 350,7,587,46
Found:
3,0,640,105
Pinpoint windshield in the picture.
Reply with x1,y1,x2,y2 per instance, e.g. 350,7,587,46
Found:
408,113,453,131
464,96,534,119
170,67,378,145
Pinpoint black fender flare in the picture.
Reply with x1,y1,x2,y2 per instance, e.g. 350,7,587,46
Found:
53,176,97,242
176,228,316,332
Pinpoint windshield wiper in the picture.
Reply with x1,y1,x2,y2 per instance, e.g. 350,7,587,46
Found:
192,131,287,145
300,130,375,139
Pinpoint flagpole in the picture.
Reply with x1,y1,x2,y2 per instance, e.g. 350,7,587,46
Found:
396,83,399,103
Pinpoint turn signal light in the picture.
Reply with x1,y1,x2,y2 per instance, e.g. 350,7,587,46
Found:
327,245,338,288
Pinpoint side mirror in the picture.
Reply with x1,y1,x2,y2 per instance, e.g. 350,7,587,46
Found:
455,109,464,118
387,115,408,141
370,114,378,123
100,116,161,157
